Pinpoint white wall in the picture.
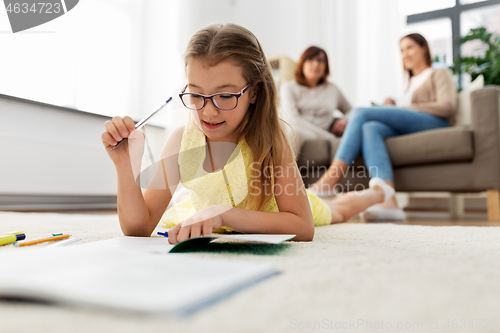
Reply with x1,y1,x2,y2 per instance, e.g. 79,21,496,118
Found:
0,0,147,120
0,96,116,196
0,95,165,207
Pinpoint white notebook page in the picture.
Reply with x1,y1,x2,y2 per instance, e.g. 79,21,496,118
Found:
0,238,276,314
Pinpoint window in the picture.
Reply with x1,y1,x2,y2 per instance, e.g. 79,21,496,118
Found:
402,18,453,66
399,0,456,16
401,0,500,87
461,4,500,42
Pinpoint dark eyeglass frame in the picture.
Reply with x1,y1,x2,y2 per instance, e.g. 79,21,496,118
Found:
179,83,252,111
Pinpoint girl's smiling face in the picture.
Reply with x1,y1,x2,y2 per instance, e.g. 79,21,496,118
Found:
185,59,257,143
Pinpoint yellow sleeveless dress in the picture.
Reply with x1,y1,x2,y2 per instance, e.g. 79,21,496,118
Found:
160,124,331,232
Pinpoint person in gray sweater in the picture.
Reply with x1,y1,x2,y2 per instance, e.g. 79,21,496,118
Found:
280,46,352,155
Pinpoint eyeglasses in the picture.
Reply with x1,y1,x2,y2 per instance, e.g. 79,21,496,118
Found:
179,83,252,111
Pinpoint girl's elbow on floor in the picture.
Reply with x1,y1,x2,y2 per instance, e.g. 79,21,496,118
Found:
120,223,153,237
294,221,315,241
122,229,152,237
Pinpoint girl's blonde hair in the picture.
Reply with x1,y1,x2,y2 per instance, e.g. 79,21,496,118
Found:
184,23,294,211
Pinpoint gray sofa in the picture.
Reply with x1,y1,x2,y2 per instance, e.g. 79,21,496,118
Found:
297,86,500,220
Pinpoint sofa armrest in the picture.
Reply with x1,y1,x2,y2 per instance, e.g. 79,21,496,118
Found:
470,86,500,188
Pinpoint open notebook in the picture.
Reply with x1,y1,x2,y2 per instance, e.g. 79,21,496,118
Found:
0,235,293,314
143,233,295,252
84,234,295,253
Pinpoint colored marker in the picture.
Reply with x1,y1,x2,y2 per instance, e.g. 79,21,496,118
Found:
47,237,81,247
2,231,24,235
0,233,26,246
14,234,70,247
157,231,169,238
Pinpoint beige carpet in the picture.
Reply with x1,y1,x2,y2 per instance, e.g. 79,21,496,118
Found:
1,211,499,333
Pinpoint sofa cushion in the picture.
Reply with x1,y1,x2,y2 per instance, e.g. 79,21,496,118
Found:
456,75,484,126
297,139,330,168
386,126,473,167
300,127,474,169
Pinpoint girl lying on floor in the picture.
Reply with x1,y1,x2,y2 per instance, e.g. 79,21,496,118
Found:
101,23,395,244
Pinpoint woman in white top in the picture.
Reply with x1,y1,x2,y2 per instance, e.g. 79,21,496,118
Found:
280,46,352,154
308,33,457,221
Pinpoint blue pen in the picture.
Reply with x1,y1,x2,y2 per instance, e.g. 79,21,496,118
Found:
157,231,169,238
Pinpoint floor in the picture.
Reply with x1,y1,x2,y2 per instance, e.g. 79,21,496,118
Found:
1,209,499,333
7,208,499,226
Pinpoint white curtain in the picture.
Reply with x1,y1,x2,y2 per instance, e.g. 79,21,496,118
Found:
164,0,406,111
325,0,405,107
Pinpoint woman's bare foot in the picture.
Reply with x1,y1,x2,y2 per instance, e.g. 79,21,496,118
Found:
309,160,349,194
309,168,338,193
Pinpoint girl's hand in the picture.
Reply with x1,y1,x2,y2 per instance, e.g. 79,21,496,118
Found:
167,205,229,244
101,116,144,168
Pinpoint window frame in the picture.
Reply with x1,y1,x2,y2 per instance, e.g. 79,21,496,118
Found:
406,0,500,86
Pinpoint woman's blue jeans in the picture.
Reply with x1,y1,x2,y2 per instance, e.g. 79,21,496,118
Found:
334,106,450,182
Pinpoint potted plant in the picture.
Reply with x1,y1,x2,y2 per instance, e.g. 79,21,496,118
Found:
451,27,500,88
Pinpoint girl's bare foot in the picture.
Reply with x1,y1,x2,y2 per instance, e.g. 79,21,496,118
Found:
374,196,399,209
